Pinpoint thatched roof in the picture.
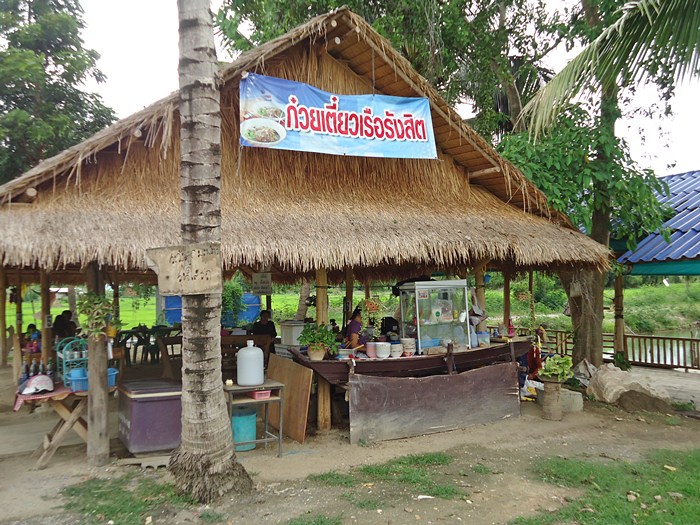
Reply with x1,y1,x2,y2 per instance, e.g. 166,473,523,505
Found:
0,8,609,281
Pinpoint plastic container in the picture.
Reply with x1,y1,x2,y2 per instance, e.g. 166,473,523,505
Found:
365,341,377,358
280,321,306,345
375,342,391,359
476,331,491,347
248,390,271,400
70,377,88,392
117,379,182,453
469,325,478,348
231,406,257,451
107,368,119,387
237,340,264,386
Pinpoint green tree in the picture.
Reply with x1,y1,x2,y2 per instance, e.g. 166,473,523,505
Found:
504,0,682,364
217,0,564,137
522,0,699,137
0,0,115,183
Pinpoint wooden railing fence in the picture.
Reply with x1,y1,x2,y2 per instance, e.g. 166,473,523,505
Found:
501,327,700,371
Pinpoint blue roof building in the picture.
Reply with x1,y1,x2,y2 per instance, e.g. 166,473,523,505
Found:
618,170,700,275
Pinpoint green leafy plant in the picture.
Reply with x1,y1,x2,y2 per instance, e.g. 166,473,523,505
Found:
297,323,339,356
538,354,574,383
613,351,631,371
76,293,114,340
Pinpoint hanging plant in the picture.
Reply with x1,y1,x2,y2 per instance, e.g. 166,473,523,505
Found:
77,293,114,340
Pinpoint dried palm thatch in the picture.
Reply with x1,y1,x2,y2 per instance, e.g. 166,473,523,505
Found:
0,8,609,280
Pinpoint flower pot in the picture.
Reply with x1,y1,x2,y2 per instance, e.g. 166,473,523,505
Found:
307,345,327,361
541,380,563,421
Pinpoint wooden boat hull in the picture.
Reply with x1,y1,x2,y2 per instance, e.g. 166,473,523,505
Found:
288,338,531,385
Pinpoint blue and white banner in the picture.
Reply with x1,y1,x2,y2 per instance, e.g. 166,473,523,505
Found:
239,73,437,159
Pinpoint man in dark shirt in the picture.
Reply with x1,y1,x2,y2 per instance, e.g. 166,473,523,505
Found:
251,310,277,353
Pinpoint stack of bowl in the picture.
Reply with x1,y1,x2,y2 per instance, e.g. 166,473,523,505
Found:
375,342,391,359
390,342,403,358
400,338,416,357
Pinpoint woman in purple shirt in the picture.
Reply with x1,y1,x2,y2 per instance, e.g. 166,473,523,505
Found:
345,308,367,349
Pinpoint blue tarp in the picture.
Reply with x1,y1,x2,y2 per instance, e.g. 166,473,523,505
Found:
164,293,262,326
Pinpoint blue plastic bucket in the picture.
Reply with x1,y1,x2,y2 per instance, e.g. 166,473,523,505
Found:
231,406,257,451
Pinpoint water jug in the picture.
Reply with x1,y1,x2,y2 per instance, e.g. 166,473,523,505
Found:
237,340,264,386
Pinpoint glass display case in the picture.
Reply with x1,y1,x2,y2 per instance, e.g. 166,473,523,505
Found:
398,279,471,354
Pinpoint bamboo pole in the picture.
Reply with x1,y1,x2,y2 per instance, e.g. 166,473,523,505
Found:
529,271,536,328
16,271,23,340
0,267,6,367
112,273,120,320
315,268,331,431
613,273,626,357
86,262,109,467
344,267,354,326
40,270,51,365
502,271,511,327
474,266,487,332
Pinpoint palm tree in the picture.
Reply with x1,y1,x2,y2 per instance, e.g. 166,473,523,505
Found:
169,0,252,502
522,0,700,137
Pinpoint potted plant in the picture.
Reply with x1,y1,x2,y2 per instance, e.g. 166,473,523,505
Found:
537,354,573,421
298,323,339,361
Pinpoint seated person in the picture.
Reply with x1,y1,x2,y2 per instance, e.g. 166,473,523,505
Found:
62,310,77,337
251,310,277,353
345,308,367,350
52,314,68,340
23,323,40,347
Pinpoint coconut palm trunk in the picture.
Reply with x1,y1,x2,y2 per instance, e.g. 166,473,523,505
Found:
169,0,252,502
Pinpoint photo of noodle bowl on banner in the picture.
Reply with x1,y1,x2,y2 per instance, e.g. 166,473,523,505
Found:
239,72,437,159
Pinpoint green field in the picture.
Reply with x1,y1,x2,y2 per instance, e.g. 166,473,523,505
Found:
6,281,699,335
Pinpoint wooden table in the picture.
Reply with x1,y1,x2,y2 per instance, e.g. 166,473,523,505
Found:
223,379,284,457
14,385,114,469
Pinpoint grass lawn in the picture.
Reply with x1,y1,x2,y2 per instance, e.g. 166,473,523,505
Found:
511,448,700,525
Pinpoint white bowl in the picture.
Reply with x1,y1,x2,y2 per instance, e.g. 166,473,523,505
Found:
240,118,286,147
390,345,403,358
375,342,391,359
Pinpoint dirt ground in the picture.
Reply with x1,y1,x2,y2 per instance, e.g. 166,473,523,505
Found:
1,365,700,525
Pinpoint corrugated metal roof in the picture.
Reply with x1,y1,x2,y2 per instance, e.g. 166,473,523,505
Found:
619,170,700,264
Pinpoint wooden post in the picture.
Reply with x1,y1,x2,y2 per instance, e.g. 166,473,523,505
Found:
613,273,626,357
86,262,109,467
502,271,511,327
474,265,487,332
266,294,272,312
364,282,370,300
315,268,329,325
112,274,120,320
40,270,51,365
0,267,6,367
16,271,23,341
315,268,331,431
528,271,536,328
344,267,354,326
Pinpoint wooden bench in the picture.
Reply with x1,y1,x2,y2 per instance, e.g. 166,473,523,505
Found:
158,335,273,381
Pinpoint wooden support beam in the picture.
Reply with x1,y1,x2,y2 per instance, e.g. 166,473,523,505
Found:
86,262,109,467
315,268,331,431
40,270,51,365
528,271,536,328
315,268,329,325
613,273,626,357
503,271,511,326
0,267,6,367
16,271,23,338
474,266,487,332
365,282,371,300
112,274,120,321
344,267,354,326
266,294,272,312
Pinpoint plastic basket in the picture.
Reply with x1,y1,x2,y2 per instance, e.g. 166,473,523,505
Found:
108,368,119,388
71,377,88,392
419,338,441,349
247,389,271,400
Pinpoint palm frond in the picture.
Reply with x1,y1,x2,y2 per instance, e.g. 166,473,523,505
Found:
522,0,700,138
